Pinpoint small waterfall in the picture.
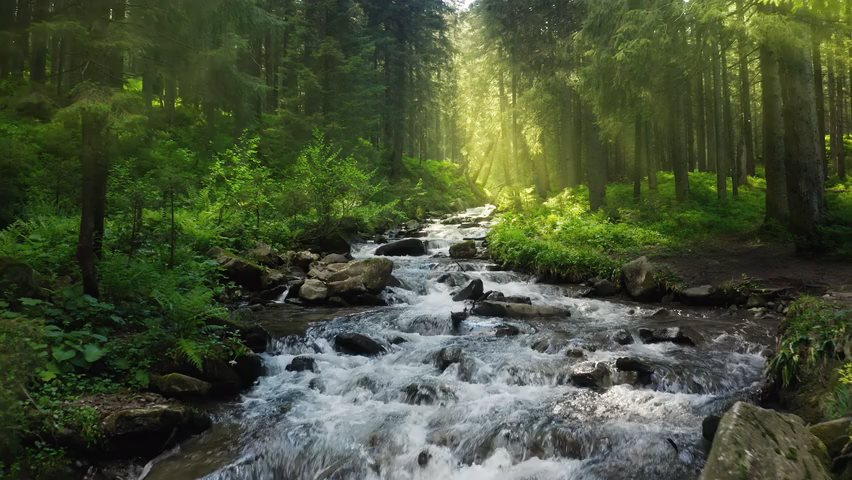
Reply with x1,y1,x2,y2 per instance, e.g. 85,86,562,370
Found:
141,205,773,480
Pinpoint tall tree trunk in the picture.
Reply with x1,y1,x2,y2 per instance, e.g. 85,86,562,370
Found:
761,45,788,223
736,0,755,177
670,92,689,201
712,39,726,203
570,90,583,187
648,121,658,191
633,117,643,201
828,53,837,177
77,109,109,298
0,0,14,77
30,0,49,83
13,0,32,78
584,110,606,212
779,31,825,250
722,44,737,194
812,36,828,177
696,69,708,171
835,68,846,180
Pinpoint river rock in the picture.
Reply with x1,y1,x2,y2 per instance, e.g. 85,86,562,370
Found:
287,250,320,271
612,329,634,345
569,362,611,390
638,327,701,346
299,279,328,302
453,279,484,302
495,324,521,337
700,402,831,480
809,417,852,458
449,240,477,259
234,353,264,388
472,301,568,319
150,373,211,398
621,256,661,300
703,415,721,442
402,383,457,406
334,333,385,356
212,250,266,292
487,291,532,304
587,278,620,297
451,311,469,329
321,253,350,264
437,272,471,287
375,238,427,256
678,284,743,307
434,346,464,372
615,357,654,375
245,243,282,267
286,356,317,373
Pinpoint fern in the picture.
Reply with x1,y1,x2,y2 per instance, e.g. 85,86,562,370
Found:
176,338,204,371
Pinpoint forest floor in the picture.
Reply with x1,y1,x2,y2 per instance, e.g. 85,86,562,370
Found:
649,236,852,303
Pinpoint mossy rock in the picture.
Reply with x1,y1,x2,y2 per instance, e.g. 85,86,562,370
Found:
449,240,477,259
150,373,212,398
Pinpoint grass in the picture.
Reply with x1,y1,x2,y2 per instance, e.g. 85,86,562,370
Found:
488,171,852,283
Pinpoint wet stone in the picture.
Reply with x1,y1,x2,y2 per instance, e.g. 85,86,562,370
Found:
612,329,634,345
285,356,317,373
453,279,484,302
434,346,464,372
495,324,520,337
569,362,611,390
638,327,700,346
334,333,386,356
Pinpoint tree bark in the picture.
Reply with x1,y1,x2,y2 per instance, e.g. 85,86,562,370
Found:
584,112,606,212
712,39,726,203
633,117,643,201
30,0,49,83
760,45,788,223
736,0,755,177
696,69,708,171
779,32,825,250
77,109,109,298
812,37,828,177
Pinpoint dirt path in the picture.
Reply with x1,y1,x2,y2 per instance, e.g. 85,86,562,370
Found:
649,237,852,304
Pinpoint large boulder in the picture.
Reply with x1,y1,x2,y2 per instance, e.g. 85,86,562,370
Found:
299,279,329,302
808,417,852,459
334,333,385,356
701,402,831,480
285,356,317,373
325,258,394,295
211,250,266,292
60,393,210,458
150,373,211,398
452,279,484,302
375,238,427,257
434,346,464,372
621,256,661,300
449,240,477,259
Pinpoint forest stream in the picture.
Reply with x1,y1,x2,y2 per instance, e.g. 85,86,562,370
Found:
138,206,777,480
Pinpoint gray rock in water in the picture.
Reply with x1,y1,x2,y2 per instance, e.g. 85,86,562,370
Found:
321,253,349,264
700,402,831,480
472,301,568,319
453,279,484,302
334,333,385,356
588,278,620,297
621,256,661,300
451,311,469,329
449,240,477,259
612,329,634,345
402,383,456,406
809,417,852,458
487,291,532,304
434,346,464,372
569,362,611,390
638,327,701,346
615,357,654,375
678,284,743,307
437,272,471,287
299,279,328,302
418,450,431,467
375,238,427,257
285,356,317,373
495,324,520,337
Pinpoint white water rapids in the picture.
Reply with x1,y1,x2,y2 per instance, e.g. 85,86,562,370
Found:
140,205,775,480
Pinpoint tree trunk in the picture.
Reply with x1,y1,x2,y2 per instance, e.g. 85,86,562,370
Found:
670,92,689,201
779,32,825,250
812,37,828,177
736,0,755,177
760,45,788,223
77,109,109,298
828,53,837,177
713,39,726,203
835,68,846,180
584,110,606,212
30,0,49,83
696,69,708,171
570,90,583,187
647,121,657,191
633,117,643,201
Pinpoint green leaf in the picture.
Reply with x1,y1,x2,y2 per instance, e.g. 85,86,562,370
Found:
20,297,44,306
38,368,57,382
133,370,150,387
52,347,76,362
83,344,106,363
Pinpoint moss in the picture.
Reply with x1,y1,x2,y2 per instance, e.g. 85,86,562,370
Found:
785,447,798,461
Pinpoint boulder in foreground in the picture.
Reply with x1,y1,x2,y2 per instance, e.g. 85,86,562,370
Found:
449,240,477,259
700,402,831,480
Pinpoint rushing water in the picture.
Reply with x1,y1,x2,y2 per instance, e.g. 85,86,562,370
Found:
140,206,777,480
